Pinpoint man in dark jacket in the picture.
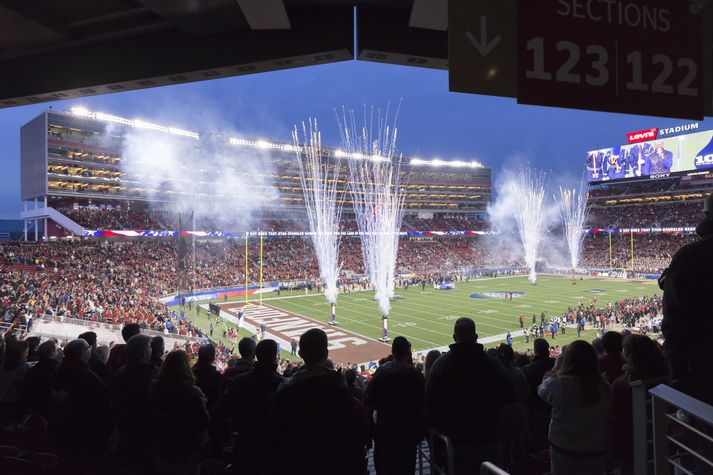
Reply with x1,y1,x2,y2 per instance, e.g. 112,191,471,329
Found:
212,339,284,474
660,193,713,404
193,344,222,411
364,336,425,475
110,334,158,474
150,336,164,369
267,329,369,475
22,340,57,421
51,339,114,467
522,338,555,451
79,331,109,381
426,318,517,473
106,323,140,376
221,337,256,383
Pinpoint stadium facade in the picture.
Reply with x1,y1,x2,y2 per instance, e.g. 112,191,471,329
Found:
20,108,492,239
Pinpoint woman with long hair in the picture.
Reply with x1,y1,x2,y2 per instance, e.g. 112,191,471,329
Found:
149,350,210,475
538,340,612,475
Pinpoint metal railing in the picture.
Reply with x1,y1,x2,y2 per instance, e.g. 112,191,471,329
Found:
0,321,28,335
631,377,669,475
36,314,201,342
649,384,713,475
418,429,454,475
416,429,511,475
481,462,510,475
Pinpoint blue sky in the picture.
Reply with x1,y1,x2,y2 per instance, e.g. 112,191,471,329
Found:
0,59,709,218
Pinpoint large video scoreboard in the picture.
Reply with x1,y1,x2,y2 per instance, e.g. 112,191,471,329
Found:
587,123,713,184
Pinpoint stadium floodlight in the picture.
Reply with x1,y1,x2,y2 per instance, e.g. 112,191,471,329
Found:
96,112,133,126
69,107,199,139
71,106,91,117
256,140,271,149
410,158,484,168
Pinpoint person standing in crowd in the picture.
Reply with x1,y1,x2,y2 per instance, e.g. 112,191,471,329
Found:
426,318,517,472
0,338,30,427
612,334,668,473
79,331,109,382
212,339,283,475
192,344,222,412
22,340,58,421
538,340,612,475
51,339,114,468
496,343,530,468
106,323,141,376
660,192,713,404
110,334,158,474
267,328,369,475
599,331,624,383
221,337,256,391
364,336,426,475
150,336,165,369
149,350,210,475
522,338,555,451
345,368,363,401
423,349,441,379
25,336,40,362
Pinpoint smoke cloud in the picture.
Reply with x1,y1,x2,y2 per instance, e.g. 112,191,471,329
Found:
118,126,279,231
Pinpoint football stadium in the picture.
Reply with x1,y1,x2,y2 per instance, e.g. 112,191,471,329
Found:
1,3,713,474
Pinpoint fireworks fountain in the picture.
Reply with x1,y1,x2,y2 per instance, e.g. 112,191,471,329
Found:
337,105,406,342
555,181,589,271
510,167,548,284
292,118,344,325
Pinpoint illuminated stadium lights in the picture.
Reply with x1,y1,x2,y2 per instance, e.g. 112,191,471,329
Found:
229,137,300,152
70,107,200,140
333,149,388,162
410,158,484,168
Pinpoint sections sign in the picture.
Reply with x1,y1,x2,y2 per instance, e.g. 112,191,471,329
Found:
516,0,705,119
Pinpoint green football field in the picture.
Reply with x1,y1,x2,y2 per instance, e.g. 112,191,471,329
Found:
182,274,660,357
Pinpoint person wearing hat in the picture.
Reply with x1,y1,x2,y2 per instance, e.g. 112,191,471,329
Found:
364,336,425,475
660,192,713,404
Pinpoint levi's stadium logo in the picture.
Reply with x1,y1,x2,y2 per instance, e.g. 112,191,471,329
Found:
627,128,658,144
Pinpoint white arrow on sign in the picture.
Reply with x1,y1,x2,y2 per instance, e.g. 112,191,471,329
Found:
465,15,501,58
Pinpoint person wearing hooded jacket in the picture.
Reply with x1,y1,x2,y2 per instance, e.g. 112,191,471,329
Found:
660,192,713,405
426,318,517,472
364,336,425,475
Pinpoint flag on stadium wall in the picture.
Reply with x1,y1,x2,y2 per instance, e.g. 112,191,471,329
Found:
177,212,192,270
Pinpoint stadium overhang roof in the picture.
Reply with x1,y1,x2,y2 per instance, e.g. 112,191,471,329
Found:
0,0,448,108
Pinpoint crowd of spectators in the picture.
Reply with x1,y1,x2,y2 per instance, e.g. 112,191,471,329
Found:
586,201,702,229
581,233,697,272
0,317,673,475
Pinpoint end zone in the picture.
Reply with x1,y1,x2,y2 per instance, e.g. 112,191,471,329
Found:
218,302,390,364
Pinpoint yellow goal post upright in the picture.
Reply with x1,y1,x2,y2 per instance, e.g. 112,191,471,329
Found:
242,231,265,308
606,229,636,275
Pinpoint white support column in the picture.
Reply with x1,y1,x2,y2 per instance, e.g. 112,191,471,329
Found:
44,217,48,240
23,201,27,241
34,219,38,241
